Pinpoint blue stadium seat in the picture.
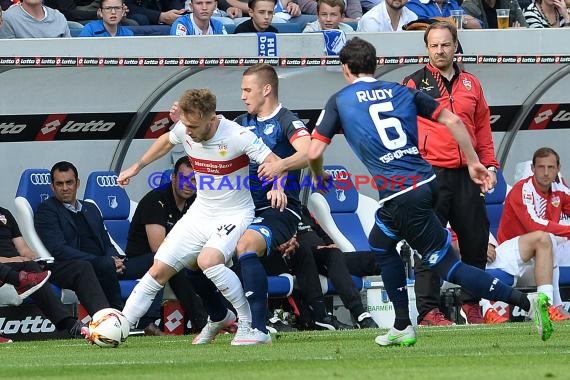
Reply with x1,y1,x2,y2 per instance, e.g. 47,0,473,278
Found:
307,165,380,294
485,169,508,238
82,171,138,299
307,165,378,253
83,171,134,253
14,169,54,259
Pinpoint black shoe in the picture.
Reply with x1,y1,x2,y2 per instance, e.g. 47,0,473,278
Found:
144,323,166,336
356,313,378,329
267,317,298,333
68,321,88,339
314,313,354,331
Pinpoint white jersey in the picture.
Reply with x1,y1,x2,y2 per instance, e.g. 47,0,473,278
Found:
169,117,272,215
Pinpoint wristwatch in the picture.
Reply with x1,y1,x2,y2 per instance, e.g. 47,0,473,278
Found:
487,166,498,173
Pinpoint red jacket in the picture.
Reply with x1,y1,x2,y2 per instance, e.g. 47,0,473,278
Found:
497,176,570,244
403,63,499,169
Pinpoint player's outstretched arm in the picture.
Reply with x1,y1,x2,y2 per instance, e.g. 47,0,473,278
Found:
118,133,176,187
437,109,493,193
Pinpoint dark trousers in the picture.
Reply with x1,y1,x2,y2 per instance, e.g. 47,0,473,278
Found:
0,262,18,284
4,261,74,330
89,256,124,310
413,167,489,321
124,253,208,332
261,241,327,321
49,260,109,315
314,247,366,319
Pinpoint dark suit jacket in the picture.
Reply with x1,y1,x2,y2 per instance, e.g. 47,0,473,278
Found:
35,197,119,262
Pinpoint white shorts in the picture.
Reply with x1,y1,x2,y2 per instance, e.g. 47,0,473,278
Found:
155,204,254,271
555,239,570,267
486,236,536,285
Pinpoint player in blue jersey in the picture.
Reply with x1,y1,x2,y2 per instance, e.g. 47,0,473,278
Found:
233,63,312,343
308,37,554,346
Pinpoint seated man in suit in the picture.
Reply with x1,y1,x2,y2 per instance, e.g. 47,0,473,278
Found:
35,161,124,311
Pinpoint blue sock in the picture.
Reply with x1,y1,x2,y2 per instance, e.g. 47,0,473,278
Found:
375,249,410,326
187,270,227,322
239,252,268,333
447,262,514,303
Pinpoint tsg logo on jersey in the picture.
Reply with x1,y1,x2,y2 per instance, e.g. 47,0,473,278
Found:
30,173,51,185
96,175,119,187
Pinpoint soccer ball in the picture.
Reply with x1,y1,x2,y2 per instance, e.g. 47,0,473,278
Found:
88,308,130,348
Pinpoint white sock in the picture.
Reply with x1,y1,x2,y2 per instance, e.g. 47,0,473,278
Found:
537,284,554,304
122,273,163,328
204,264,252,324
552,265,562,306
480,299,493,315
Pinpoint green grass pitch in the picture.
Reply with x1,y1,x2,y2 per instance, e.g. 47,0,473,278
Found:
2,321,568,380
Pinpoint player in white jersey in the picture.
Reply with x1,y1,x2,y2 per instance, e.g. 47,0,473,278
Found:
115,89,286,346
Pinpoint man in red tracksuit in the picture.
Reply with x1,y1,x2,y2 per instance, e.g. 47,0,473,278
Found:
403,21,499,325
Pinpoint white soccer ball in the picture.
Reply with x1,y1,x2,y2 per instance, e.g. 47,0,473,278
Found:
88,308,130,348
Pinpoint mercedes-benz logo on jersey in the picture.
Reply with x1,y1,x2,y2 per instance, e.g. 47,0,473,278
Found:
96,175,119,187
108,195,118,209
335,189,346,202
30,173,51,185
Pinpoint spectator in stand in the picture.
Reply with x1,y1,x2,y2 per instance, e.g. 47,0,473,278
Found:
492,147,570,319
297,0,362,22
403,22,498,326
44,0,139,27
462,0,527,28
303,0,355,33
234,0,279,32
79,0,134,36
357,0,418,32
170,0,227,34
405,0,483,28
524,0,570,28
124,156,208,334
35,161,125,312
0,0,71,38
124,0,185,26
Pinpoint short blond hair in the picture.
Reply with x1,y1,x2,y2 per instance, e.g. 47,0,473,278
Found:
178,89,217,120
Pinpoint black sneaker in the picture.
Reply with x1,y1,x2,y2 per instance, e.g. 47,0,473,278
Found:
68,321,88,339
267,317,298,333
314,314,354,331
356,313,378,329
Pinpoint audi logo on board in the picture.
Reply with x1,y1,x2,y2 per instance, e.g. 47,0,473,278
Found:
96,175,119,187
29,173,51,185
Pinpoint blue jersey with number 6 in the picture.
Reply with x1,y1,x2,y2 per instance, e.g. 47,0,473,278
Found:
313,77,444,203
